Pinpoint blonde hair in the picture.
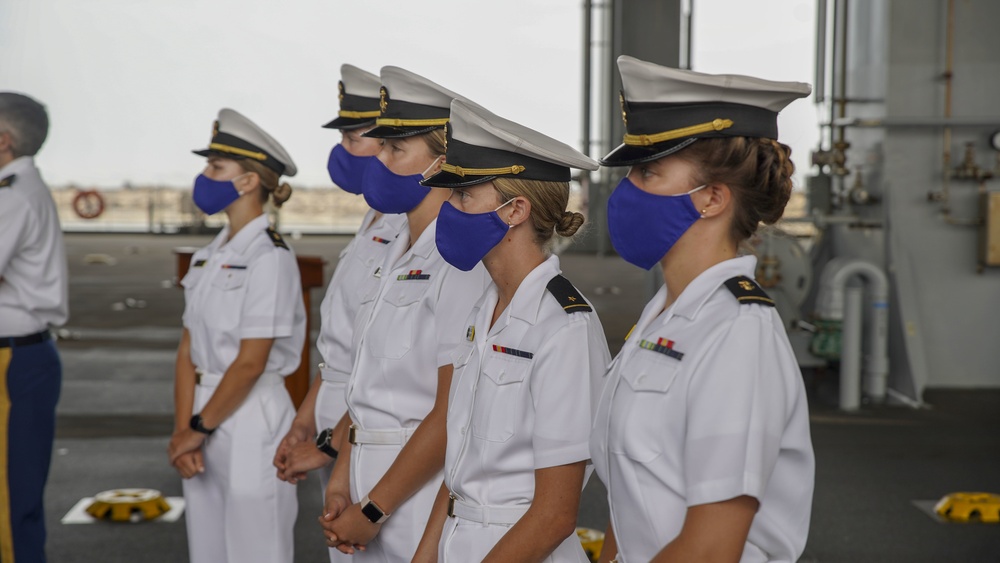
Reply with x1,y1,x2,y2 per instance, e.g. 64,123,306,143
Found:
492,178,584,245
420,128,447,157
237,159,293,208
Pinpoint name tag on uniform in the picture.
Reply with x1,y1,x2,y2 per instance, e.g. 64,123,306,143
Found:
492,345,533,360
221,264,247,270
397,269,430,281
638,337,684,361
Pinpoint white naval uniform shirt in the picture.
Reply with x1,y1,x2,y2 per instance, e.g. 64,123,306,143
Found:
317,209,407,382
0,156,68,336
181,214,305,376
590,256,814,563
347,217,490,434
441,255,610,562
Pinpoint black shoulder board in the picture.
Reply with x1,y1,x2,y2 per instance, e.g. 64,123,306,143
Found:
0,174,16,189
266,227,289,250
546,275,592,314
723,276,775,307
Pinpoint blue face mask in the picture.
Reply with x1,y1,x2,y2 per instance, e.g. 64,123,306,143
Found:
436,198,514,271
607,177,705,270
327,144,373,195
361,156,435,214
192,173,246,215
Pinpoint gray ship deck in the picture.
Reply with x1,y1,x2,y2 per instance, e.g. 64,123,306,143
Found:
45,234,1000,562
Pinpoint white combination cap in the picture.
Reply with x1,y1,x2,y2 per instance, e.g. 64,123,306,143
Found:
423,99,598,188
601,55,811,166
193,108,297,177
323,64,382,130
364,66,466,139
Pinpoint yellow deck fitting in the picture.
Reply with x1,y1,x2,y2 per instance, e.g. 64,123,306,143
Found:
576,527,605,563
85,489,172,522
934,492,1000,523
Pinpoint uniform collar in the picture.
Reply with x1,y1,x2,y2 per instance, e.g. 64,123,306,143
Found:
409,217,438,259
0,156,35,180
665,255,759,321
218,213,270,256
491,254,561,332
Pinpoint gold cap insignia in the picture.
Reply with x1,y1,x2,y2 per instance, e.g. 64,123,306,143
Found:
338,81,345,102
212,120,219,138
379,87,389,114
619,92,628,127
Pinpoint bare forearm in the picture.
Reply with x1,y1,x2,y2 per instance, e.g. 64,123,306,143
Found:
597,523,617,563
650,496,758,563
292,373,322,433
173,331,197,431
197,363,261,428
328,412,354,494
367,405,446,514
483,462,586,563
414,482,451,561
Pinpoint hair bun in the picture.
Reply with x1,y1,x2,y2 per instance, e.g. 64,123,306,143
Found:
272,182,293,207
555,210,585,237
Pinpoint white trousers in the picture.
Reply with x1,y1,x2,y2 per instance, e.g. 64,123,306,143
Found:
315,378,352,563
349,441,441,562
183,375,297,563
438,516,590,563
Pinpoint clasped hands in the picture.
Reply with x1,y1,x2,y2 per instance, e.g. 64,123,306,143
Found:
319,489,382,555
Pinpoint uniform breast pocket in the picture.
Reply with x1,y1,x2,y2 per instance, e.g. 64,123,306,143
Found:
472,357,531,443
611,354,680,463
366,281,428,360
203,269,248,331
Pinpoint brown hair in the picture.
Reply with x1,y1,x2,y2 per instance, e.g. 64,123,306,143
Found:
237,159,293,208
675,137,794,242
420,127,447,157
492,178,584,245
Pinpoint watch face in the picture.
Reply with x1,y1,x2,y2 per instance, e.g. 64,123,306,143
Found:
361,501,384,523
316,428,331,448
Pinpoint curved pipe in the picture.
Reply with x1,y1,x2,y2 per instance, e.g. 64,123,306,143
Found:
816,258,890,403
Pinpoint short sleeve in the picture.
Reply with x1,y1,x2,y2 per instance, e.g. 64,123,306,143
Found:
530,319,596,469
683,313,792,507
240,249,303,339
0,191,29,278
432,266,488,367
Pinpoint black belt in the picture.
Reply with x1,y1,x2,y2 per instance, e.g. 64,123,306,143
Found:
0,331,52,349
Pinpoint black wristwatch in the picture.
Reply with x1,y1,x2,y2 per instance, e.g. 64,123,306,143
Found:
315,428,339,459
360,495,390,524
189,414,215,435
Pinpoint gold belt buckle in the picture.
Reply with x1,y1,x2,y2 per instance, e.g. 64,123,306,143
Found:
348,425,358,445
447,494,456,518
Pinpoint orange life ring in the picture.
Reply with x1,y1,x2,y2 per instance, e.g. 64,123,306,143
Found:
72,189,105,219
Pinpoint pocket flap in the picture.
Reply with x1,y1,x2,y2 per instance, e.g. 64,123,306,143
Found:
211,269,248,291
383,280,428,307
482,357,530,386
621,355,678,393
451,343,475,368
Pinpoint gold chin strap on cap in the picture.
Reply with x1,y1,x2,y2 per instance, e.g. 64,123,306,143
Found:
440,163,526,178
339,109,381,119
208,143,268,161
375,117,450,128
623,118,734,147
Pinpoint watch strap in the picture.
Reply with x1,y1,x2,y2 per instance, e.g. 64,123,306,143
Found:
360,494,390,524
315,428,339,459
189,414,215,435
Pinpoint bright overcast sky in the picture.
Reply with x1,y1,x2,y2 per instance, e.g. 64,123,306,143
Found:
1,0,818,188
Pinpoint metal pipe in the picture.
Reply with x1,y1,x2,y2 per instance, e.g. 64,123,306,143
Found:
837,0,848,145
582,0,592,157
941,0,955,217
816,258,891,404
839,286,863,411
815,0,827,104
827,116,1000,128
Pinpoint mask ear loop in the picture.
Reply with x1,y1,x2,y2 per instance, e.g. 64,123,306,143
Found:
421,155,445,179
494,197,516,228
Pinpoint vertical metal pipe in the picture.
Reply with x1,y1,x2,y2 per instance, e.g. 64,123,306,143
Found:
840,286,863,411
582,0,592,157
815,0,827,104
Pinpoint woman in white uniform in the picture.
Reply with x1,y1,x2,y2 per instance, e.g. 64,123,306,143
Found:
169,108,306,563
413,100,611,562
319,67,491,560
590,57,815,563
272,64,406,563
